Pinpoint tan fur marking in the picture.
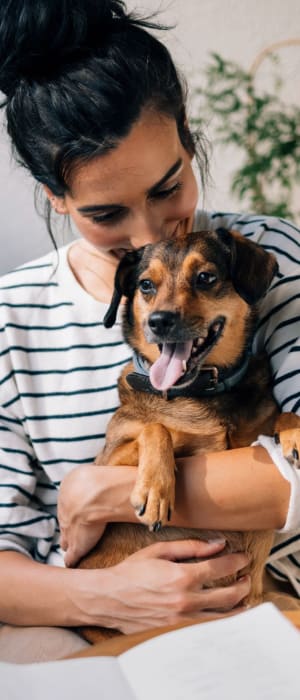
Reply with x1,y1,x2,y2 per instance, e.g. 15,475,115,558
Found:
181,251,218,279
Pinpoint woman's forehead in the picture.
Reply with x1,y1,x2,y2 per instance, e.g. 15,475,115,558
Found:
68,111,184,202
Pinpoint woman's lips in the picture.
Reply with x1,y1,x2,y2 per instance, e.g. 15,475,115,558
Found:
111,248,132,261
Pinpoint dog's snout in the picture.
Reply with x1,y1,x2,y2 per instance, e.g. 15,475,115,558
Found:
148,311,179,337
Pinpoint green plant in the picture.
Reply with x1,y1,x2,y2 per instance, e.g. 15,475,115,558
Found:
192,43,300,219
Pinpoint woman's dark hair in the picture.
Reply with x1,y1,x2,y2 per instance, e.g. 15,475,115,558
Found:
0,0,207,234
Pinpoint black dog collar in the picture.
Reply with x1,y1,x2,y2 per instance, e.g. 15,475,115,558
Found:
126,351,250,400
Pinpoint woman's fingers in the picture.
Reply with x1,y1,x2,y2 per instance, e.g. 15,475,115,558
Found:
137,538,227,561
189,551,250,586
62,522,106,567
93,542,252,634
122,540,251,619
181,576,251,615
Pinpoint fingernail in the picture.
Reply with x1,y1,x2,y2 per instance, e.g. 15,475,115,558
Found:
207,537,226,545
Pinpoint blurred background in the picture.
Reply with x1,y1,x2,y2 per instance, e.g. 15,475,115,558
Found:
0,0,299,274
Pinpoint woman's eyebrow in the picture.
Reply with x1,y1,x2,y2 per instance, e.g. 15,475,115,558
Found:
148,157,183,194
77,203,122,214
77,158,183,214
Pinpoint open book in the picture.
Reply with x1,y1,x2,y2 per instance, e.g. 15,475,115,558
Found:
2,604,300,699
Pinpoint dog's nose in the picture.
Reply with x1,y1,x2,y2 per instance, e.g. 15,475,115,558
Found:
148,311,179,336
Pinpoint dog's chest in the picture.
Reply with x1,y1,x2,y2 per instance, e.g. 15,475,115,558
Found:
123,392,229,455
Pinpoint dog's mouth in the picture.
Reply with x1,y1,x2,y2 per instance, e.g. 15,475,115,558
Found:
149,316,225,392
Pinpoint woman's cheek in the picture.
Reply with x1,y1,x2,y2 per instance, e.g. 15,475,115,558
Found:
175,175,198,220
70,214,110,248
80,229,119,250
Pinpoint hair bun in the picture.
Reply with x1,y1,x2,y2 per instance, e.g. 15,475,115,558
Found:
0,0,127,96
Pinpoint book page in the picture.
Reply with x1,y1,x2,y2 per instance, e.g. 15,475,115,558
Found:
120,604,300,700
1,604,299,700
1,656,136,700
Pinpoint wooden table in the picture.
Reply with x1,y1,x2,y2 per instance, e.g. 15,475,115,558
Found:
68,610,300,659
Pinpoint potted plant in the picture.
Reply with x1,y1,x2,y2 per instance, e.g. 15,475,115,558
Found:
192,39,300,220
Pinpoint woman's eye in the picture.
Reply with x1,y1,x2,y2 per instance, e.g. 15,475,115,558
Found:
151,182,182,200
91,209,125,225
139,279,156,294
196,271,217,287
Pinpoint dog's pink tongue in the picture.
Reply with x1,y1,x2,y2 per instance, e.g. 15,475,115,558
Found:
150,341,193,391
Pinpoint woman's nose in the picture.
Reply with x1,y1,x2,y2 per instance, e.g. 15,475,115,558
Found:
128,214,164,248
130,229,162,248
131,234,161,249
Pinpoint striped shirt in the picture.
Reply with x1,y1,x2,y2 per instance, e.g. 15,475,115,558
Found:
0,211,299,587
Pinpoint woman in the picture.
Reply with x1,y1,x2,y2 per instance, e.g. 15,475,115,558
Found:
0,0,299,663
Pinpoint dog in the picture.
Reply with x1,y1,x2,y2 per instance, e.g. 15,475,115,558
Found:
77,228,300,642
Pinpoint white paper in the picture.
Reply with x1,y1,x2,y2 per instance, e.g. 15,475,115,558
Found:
1,604,300,700
120,604,300,699
0,656,135,700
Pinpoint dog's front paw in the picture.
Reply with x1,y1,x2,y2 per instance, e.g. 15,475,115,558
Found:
275,429,300,467
130,473,175,531
274,413,300,468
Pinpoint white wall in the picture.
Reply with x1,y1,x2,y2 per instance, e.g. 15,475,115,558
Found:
0,123,54,274
0,0,299,274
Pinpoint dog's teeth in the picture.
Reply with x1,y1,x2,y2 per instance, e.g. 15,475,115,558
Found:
182,361,187,372
197,337,205,346
212,323,220,333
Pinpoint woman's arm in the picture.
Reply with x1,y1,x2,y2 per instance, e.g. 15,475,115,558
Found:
174,445,291,531
0,545,251,631
58,444,291,567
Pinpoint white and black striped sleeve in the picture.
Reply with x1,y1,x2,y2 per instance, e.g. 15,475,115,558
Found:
0,405,58,560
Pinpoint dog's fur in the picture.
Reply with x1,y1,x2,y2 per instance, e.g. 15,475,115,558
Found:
78,229,300,642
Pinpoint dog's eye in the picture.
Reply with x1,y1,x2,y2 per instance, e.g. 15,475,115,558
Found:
196,271,217,287
139,279,156,294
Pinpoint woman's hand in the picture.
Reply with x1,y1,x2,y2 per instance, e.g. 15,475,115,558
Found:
58,464,137,566
57,469,250,630
87,539,251,633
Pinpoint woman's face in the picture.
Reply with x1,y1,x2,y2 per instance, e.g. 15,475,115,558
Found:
52,110,199,259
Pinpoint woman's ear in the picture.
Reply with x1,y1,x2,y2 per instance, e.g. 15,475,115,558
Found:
43,185,68,215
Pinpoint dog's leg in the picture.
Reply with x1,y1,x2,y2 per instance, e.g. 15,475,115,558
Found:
95,418,175,530
244,531,274,606
95,440,139,467
274,413,300,468
130,423,176,531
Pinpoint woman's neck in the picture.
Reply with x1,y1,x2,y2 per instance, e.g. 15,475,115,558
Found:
67,240,118,303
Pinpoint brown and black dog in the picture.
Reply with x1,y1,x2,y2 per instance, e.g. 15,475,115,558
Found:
78,228,300,642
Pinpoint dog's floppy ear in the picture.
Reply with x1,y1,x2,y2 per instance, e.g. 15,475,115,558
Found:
103,248,145,328
216,227,279,304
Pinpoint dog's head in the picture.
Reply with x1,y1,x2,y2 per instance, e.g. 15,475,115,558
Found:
104,229,278,392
